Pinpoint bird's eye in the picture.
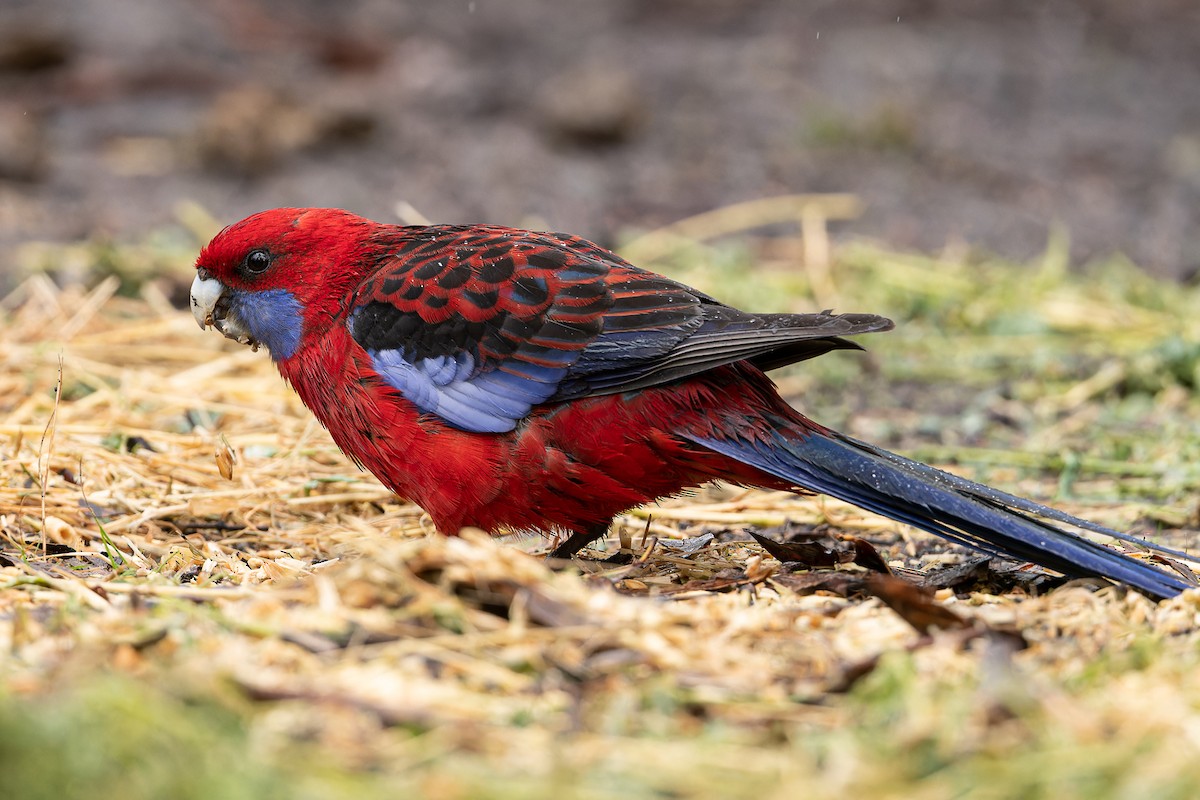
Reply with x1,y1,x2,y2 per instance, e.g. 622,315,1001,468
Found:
243,249,272,274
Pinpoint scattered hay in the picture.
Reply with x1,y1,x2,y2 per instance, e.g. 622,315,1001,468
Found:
3,239,1200,797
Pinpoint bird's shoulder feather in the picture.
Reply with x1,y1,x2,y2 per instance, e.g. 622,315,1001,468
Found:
345,225,891,433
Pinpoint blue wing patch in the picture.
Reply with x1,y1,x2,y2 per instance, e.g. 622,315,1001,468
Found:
367,348,568,433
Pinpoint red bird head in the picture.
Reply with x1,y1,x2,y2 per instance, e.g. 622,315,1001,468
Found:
191,207,377,360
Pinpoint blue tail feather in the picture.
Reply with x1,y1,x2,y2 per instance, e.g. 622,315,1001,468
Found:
685,429,1193,599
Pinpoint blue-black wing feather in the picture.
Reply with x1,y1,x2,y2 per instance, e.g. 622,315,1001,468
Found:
347,225,891,432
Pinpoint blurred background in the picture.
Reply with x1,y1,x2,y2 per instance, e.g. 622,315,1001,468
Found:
6,7,1200,793
1,0,1198,283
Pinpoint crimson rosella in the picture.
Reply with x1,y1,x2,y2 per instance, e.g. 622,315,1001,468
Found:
190,207,1193,599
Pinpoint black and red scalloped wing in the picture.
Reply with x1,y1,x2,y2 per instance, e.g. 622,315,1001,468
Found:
347,226,701,432
347,225,891,433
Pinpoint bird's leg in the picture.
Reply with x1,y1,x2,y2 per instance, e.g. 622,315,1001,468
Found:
548,522,613,559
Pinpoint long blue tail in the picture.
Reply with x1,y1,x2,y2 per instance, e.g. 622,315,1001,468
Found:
686,428,1194,599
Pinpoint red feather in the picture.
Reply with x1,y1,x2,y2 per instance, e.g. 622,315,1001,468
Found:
191,207,1194,599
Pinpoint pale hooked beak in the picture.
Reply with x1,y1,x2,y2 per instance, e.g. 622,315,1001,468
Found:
190,273,259,349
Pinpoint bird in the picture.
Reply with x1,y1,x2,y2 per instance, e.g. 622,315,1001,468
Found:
190,207,1194,599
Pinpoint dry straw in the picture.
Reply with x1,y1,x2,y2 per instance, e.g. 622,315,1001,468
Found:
3,215,1200,796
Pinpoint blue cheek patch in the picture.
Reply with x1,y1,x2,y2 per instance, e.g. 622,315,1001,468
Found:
367,348,565,433
231,288,303,360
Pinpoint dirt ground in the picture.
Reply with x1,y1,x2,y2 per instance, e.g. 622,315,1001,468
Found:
4,236,1200,798
4,3,1200,786
2,0,1199,286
